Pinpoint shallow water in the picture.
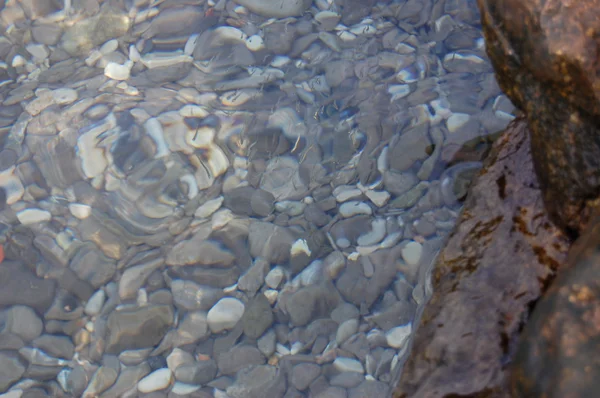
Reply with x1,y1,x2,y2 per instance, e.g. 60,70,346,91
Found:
0,0,513,396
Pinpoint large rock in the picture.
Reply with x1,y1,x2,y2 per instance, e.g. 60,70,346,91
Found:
394,119,570,397
512,207,600,397
478,0,600,235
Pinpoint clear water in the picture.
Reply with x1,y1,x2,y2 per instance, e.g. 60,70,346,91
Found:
0,0,513,396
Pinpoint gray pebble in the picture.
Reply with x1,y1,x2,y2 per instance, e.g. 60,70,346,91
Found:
173,311,209,347
242,293,274,339
217,345,265,375
226,365,287,398
291,363,321,391
257,329,277,357
3,305,43,342
171,279,223,311
329,372,364,388
175,359,217,385
0,351,25,391
238,258,270,297
348,380,390,398
331,303,360,325
313,386,348,398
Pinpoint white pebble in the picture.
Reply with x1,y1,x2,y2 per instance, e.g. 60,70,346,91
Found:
171,382,200,395
339,201,372,217
333,185,362,202
52,88,78,105
386,324,412,349
137,368,172,393
69,203,91,219
195,196,224,218
207,298,245,333
264,289,278,305
446,113,471,133
12,54,26,67
357,218,387,246
246,35,265,51
99,39,119,55
333,357,364,373
17,208,51,225
365,190,390,207
271,55,291,68
290,238,311,257
401,241,423,266
104,61,131,80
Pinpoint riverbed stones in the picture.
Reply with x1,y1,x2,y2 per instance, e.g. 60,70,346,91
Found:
207,297,245,333
105,304,175,354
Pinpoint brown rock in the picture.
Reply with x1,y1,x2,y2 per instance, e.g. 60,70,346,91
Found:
512,207,600,397
393,118,570,397
478,0,600,235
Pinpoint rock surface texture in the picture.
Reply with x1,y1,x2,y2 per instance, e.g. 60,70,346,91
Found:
394,118,570,397
478,0,600,235
512,207,600,397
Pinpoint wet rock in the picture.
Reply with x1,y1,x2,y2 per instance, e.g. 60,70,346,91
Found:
226,364,286,398
175,359,217,385
0,351,25,392
284,284,341,327
512,207,600,397
394,119,570,397
233,0,312,18
105,304,174,354
242,293,274,339
207,297,245,333
217,345,265,375
479,0,600,234
3,305,43,342
61,8,130,56
173,311,209,347
0,261,55,313
350,379,390,398
248,221,296,264
171,279,223,311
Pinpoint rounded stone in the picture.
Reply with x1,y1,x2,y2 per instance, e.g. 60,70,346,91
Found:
207,297,245,333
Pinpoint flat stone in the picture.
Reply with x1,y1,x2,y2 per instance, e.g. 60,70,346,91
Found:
0,261,55,313
174,359,217,385
248,221,296,264
333,357,363,374
171,280,223,311
233,0,311,18
238,258,270,297
401,241,423,267
242,293,274,339
285,285,341,327
291,363,321,391
0,352,25,392
207,298,245,333
336,318,359,345
217,345,265,375
32,335,74,360
173,311,209,347
105,304,174,354
226,365,286,398
3,305,43,342
137,368,172,393
330,372,363,388
349,380,390,398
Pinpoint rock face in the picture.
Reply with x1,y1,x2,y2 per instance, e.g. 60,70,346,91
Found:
512,207,600,397
478,0,600,235
393,118,570,397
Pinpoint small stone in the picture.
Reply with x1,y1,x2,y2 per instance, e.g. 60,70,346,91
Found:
242,293,274,339
365,190,390,207
0,352,25,392
171,280,223,312
339,201,372,217
174,359,217,385
52,88,78,105
16,208,51,225
238,258,270,296
105,305,174,354
291,363,321,391
207,298,245,333
137,368,173,393
265,266,285,289
173,311,209,347
401,241,423,266
336,318,359,345
386,324,412,349
217,345,265,375
333,357,364,374
226,365,286,398
348,380,390,398
3,305,43,342
257,329,277,357
232,0,311,18
104,61,131,81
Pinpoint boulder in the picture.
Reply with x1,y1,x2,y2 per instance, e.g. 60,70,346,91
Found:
393,118,570,397
478,0,600,235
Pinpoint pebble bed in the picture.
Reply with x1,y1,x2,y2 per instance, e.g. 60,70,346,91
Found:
0,0,514,397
